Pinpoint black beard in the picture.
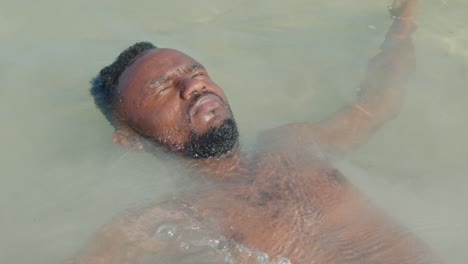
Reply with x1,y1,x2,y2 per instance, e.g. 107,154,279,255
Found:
184,118,239,159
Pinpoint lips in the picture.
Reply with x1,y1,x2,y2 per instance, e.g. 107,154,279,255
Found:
188,93,223,117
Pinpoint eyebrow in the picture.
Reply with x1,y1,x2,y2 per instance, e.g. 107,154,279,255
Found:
148,63,204,89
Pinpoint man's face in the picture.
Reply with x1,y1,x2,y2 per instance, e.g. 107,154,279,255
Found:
113,48,238,158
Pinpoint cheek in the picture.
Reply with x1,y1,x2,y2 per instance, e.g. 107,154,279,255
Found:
158,98,188,125
147,101,191,144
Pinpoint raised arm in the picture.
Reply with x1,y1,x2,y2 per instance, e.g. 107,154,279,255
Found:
266,0,419,156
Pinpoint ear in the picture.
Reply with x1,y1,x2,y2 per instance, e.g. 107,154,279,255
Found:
112,129,145,150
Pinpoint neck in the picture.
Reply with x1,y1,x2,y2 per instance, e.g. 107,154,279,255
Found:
183,147,249,182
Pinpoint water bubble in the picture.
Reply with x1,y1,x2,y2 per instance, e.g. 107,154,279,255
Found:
190,236,216,248
208,238,220,248
155,224,177,239
179,241,191,251
274,257,291,264
235,244,248,252
224,253,235,264
189,225,201,231
255,252,270,263
217,239,229,252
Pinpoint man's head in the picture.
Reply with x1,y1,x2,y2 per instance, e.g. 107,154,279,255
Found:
91,42,238,159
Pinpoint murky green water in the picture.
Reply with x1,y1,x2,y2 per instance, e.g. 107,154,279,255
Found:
1,0,467,263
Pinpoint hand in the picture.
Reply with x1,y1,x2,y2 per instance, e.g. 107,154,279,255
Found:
384,0,419,45
389,0,418,21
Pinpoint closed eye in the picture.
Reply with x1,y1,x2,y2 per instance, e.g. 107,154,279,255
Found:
192,72,206,79
157,85,172,94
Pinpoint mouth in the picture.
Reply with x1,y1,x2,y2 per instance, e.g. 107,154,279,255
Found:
188,93,223,117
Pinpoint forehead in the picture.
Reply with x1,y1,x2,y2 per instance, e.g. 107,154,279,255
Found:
134,48,199,71
118,48,202,89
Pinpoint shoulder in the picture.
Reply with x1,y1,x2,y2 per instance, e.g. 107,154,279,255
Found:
255,123,326,160
98,201,194,240
68,200,201,264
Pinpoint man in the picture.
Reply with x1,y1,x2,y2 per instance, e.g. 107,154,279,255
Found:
70,0,442,263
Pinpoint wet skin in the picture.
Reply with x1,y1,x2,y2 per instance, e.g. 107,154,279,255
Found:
114,48,233,152
71,1,442,263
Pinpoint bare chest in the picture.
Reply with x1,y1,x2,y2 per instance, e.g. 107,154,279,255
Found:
186,158,350,262
179,155,437,264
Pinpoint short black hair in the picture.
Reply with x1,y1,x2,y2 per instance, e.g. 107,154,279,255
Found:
90,41,157,128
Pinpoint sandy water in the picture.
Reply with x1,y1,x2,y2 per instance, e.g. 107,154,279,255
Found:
1,0,467,263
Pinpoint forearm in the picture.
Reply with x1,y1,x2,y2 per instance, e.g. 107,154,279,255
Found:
306,2,418,155
355,2,417,126
262,1,419,156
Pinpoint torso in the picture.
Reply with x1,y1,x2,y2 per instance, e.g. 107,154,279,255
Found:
166,148,439,264
184,152,349,263
73,134,441,264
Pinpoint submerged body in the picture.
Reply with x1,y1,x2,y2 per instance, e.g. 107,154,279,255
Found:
70,1,442,263
72,140,440,264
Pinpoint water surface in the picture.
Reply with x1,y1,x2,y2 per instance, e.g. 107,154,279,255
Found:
1,0,467,263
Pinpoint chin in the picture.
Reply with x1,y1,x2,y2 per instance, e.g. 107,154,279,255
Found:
184,118,239,159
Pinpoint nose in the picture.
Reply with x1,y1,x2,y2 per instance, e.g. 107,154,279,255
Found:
179,78,207,100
